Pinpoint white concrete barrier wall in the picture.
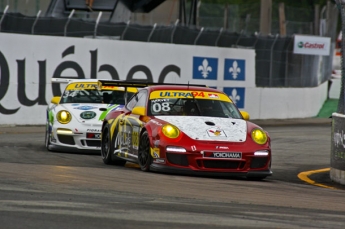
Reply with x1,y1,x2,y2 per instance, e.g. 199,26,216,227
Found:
0,33,327,125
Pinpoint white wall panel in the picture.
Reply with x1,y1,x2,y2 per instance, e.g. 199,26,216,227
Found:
0,33,327,125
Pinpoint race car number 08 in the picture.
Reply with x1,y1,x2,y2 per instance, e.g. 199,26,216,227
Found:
152,102,171,112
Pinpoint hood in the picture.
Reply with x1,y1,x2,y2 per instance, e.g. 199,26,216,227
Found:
59,104,124,124
155,116,247,142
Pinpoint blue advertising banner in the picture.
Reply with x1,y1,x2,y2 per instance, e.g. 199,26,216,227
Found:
192,57,218,80
224,59,245,81
223,87,245,109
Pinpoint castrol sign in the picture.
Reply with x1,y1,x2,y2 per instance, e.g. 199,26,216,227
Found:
293,34,331,56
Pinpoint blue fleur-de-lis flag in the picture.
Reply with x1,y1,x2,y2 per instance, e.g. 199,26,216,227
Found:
223,87,245,109
224,59,245,81
193,57,218,80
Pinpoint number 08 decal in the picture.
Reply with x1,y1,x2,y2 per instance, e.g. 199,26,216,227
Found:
152,102,171,113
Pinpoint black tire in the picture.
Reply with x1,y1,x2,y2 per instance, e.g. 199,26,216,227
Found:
138,131,152,172
45,124,52,151
101,123,126,166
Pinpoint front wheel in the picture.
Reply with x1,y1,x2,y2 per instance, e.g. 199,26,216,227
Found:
45,124,52,151
138,131,153,172
101,123,126,166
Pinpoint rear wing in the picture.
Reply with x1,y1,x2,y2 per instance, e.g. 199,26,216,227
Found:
97,80,207,105
52,78,98,84
97,80,207,88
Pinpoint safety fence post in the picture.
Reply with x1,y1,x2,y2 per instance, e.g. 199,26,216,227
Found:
194,27,204,45
0,5,9,32
121,20,130,40
93,11,103,38
170,19,179,43
64,9,75,37
31,10,41,34
147,23,157,42
215,27,223,46
269,34,279,87
284,37,294,86
234,30,244,47
252,32,260,47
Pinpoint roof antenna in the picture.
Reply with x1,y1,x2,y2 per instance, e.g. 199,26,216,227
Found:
188,81,190,89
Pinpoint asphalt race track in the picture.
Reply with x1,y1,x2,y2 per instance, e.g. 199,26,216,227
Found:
0,121,344,229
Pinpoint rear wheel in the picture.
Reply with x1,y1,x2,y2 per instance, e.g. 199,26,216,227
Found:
101,123,126,166
138,131,152,172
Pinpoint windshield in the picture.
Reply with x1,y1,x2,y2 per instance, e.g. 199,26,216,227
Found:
148,98,242,118
60,89,134,104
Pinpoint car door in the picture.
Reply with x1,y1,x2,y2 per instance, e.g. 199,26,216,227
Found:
118,90,148,160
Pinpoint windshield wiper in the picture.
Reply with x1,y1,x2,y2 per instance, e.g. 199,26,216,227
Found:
191,95,201,115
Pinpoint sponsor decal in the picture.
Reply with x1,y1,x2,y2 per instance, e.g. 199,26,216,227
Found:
216,146,229,150
80,111,96,119
151,120,162,126
159,91,205,98
118,131,131,147
100,86,138,92
101,86,122,90
151,147,160,158
203,151,242,159
86,128,101,132
193,57,218,80
66,83,97,90
87,133,101,139
208,93,219,99
293,35,330,56
223,87,245,109
74,105,98,110
150,91,231,101
207,127,227,137
152,99,170,103
224,59,245,81
132,126,139,150
153,158,166,164
297,41,325,49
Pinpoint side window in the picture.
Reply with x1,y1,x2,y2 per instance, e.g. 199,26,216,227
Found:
136,90,148,107
126,93,138,111
126,90,147,111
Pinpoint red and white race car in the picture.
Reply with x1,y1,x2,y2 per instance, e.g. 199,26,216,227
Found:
100,80,272,180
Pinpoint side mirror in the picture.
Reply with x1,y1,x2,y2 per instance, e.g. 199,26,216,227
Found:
132,106,146,116
240,111,250,120
51,96,61,104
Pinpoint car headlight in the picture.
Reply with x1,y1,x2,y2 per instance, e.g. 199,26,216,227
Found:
251,128,267,145
57,110,72,124
162,124,180,139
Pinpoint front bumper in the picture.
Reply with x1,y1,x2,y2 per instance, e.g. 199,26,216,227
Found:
149,144,272,179
49,124,102,151
150,163,272,178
